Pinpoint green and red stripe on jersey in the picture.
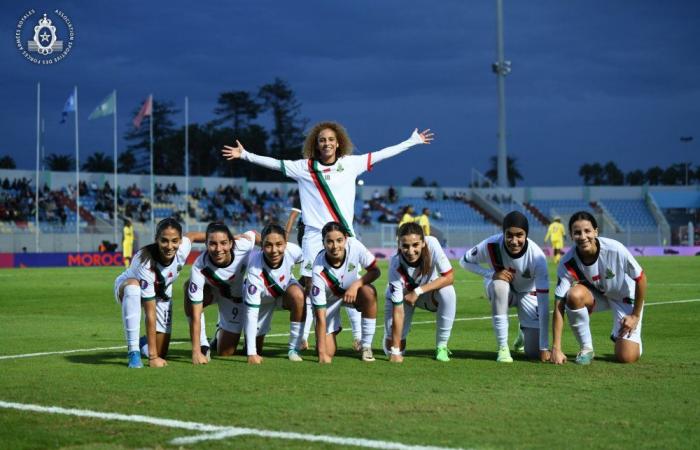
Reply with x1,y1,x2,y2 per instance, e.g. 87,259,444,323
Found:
563,258,599,293
261,269,285,297
308,159,353,236
397,264,419,291
320,267,346,297
202,266,235,300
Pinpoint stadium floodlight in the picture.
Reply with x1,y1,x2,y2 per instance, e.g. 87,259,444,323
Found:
494,0,509,188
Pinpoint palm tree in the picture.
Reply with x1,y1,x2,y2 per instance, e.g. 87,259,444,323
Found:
0,155,16,169
485,156,523,187
82,152,114,173
45,153,74,171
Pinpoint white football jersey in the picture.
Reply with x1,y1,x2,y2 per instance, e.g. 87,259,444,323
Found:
387,236,453,305
554,237,644,302
243,242,303,307
460,234,549,295
310,237,377,308
121,236,192,301
188,231,256,303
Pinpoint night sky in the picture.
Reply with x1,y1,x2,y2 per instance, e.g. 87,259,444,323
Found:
3,1,699,186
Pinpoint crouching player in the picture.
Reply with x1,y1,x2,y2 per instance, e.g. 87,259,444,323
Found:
243,224,306,364
460,211,550,363
551,211,646,365
184,222,258,364
311,222,380,364
385,222,456,363
114,218,199,368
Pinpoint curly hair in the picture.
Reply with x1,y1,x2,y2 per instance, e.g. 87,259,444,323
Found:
302,121,354,160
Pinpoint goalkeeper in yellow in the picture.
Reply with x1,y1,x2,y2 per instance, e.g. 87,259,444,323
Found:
544,216,565,263
122,219,135,267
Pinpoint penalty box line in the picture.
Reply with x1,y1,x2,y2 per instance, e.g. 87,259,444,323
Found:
1,298,698,361
0,400,466,450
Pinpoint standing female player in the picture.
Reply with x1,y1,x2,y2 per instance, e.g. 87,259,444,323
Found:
184,222,258,364
311,222,380,364
242,224,306,364
114,218,200,368
551,211,647,365
385,222,456,363
460,211,550,363
223,123,434,352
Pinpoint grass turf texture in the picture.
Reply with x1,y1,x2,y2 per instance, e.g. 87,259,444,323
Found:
0,257,699,449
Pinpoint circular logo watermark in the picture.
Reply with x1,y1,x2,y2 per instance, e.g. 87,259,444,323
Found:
15,9,74,65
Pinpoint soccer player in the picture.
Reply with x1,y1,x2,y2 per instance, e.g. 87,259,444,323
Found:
544,215,566,263
398,205,415,230
122,218,134,267
460,211,550,363
384,222,456,363
183,222,258,364
416,207,431,236
311,222,380,364
113,218,200,368
223,123,434,353
242,224,306,364
551,211,647,365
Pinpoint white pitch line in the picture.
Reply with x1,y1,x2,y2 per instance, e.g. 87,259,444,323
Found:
0,400,465,450
2,298,698,361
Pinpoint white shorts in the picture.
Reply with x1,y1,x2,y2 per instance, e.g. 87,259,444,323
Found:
255,296,285,336
216,296,245,334
301,226,323,278
115,272,172,333
485,280,540,329
589,290,644,345
382,291,435,342
321,297,359,335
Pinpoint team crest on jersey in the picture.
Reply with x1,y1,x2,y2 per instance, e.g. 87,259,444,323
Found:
247,284,257,295
140,279,148,290
336,163,344,173
312,286,320,296
176,264,183,272
348,263,356,272
305,262,312,271
522,269,532,279
605,269,615,279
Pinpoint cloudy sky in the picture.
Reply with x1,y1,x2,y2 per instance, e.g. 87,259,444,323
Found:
2,0,699,187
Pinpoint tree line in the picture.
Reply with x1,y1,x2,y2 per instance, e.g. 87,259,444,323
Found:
1,78,308,182
579,161,699,186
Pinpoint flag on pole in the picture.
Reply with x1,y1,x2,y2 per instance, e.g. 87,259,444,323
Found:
133,95,152,128
88,92,116,120
60,92,76,123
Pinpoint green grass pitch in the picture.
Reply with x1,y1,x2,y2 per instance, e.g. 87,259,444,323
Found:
0,256,699,449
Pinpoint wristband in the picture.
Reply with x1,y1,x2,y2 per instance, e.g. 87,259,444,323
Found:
413,287,424,296
390,346,402,356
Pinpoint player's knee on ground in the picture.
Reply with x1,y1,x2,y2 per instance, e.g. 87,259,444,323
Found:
615,339,640,364
566,284,591,310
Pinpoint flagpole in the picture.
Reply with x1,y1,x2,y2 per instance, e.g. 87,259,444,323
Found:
150,94,155,238
35,82,40,252
184,96,189,233
74,85,80,253
113,89,118,245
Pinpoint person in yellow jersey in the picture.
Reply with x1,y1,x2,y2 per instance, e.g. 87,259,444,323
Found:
544,216,566,263
122,219,135,267
398,205,415,229
416,207,431,236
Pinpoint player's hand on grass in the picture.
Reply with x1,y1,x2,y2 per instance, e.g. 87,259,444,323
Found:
618,314,639,339
539,349,551,362
192,351,209,365
149,356,167,368
550,348,567,365
247,354,263,365
222,140,244,160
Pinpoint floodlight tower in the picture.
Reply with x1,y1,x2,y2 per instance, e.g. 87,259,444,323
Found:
492,0,511,188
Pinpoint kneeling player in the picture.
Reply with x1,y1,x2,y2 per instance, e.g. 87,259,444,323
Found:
384,222,456,363
184,222,257,364
460,211,550,363
243,224,306,364
311,222,380,364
